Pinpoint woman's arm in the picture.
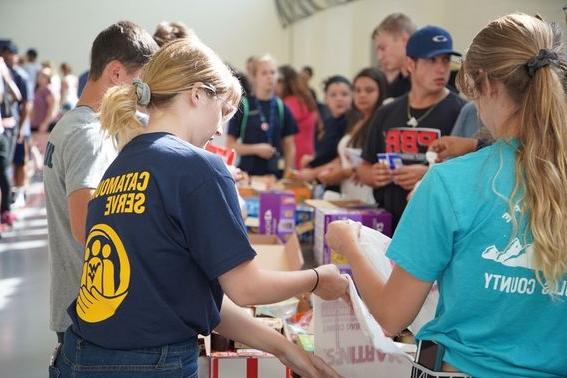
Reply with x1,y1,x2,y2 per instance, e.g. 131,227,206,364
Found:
215,297,340,378
325,221,432,336
282,135,296,172
38,92,55,132
218,261,348,307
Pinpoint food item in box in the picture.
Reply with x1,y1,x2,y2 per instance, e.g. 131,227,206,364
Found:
295,204,314,243
377,152,403,169
255,297,299,319
297,334,314,353
307,199,392,272
244,196,259,218
259,191,296,239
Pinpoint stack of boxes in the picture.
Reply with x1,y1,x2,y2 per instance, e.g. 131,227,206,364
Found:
229,176,398,378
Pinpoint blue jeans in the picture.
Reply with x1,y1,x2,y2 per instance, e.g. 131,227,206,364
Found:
49,328,198,378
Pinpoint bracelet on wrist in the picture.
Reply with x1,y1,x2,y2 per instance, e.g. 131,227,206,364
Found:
310,268,319,292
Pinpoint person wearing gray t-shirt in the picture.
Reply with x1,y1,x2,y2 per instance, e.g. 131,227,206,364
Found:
43,21,157,342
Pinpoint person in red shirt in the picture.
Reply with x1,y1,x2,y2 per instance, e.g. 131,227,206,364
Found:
276,65,318,168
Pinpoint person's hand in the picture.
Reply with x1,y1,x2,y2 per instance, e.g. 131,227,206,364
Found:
255,143,276,159
300,154,314,168
277,342,342,378
312,264,348,301
295,168,317,182
33,130,50,155
325,220,361,261
369,162,392,188
317,165,349,186
16,131,24,144
391,164,428,191
229,167,247,182
428,136,478,162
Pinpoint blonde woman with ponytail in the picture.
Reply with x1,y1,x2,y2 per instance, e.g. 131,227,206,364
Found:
55,35,344,378
325,14,567,377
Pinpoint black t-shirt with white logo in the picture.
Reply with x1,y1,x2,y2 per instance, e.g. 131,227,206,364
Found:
362,92,467,228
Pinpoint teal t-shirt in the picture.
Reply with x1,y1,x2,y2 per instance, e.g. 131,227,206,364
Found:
386,139,567,377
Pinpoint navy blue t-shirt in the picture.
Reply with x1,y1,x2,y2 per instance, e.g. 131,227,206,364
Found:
69,132,256,349
309,113,348,168
228,96,298,176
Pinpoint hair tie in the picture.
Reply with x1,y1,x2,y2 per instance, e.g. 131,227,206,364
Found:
526,49,560,78
133,79,151,106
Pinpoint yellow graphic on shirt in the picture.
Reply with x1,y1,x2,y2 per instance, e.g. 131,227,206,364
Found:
92,171,150,216
76,224,130,323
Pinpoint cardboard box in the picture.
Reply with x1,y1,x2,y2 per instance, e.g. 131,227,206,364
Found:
259,191,296,240
313,296,412,378
209,351,293,378
275,179,313,203
307,200,392,273
236,175,277,198
248,233,304,272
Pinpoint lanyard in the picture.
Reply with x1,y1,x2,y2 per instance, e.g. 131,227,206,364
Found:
255,97,278,143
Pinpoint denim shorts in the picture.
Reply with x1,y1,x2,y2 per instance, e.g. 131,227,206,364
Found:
49,328,198,378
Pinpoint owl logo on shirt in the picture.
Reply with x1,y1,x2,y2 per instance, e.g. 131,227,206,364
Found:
76,223,130,323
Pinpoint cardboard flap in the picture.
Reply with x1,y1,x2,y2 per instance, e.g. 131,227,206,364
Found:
282,233,303,271
249,233,303,271
248,234,281,245
253,245,292,271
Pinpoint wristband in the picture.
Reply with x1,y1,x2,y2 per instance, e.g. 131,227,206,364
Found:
310,268,319,292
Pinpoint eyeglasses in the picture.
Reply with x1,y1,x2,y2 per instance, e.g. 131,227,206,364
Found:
200,84,237,122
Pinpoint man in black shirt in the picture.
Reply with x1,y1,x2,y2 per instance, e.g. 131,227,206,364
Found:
358,26,467,228
371,13,416,98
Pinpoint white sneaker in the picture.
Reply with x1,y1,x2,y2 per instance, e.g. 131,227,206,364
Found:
12,189,26,209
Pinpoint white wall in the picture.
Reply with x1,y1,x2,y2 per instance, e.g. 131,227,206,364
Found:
1,0,564,92
290,0,565,97
0,0,289,75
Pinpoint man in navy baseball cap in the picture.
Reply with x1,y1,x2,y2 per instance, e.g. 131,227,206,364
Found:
357,25,466,228
406,25,461,59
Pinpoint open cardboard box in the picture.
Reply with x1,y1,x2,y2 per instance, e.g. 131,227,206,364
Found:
198,234,305,378
248,233,304,271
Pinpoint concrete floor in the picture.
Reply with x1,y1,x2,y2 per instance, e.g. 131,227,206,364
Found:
0,182,53,378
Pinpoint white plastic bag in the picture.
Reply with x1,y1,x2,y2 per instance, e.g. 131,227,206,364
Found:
345,220,439,345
